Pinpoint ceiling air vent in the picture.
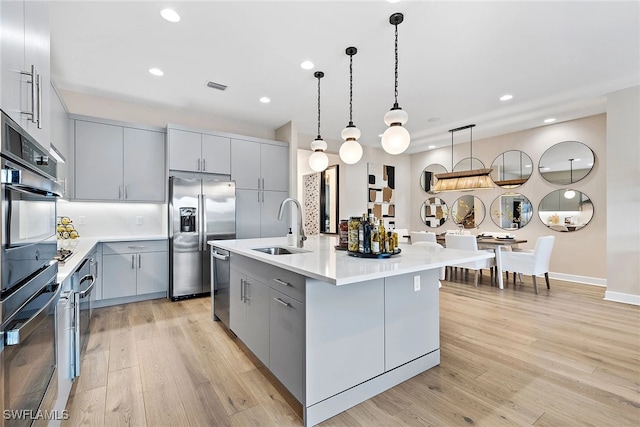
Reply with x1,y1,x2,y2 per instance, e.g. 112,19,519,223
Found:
206,81,227,91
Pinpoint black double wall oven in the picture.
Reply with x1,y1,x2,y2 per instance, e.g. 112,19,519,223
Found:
1,112,62,426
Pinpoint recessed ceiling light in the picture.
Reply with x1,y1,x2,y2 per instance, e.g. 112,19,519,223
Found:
499,94,513,101
427,117,440,123
525,164,532,168
544,118,556,123
300,61,314,70
148,67,164,76
387,0,402,3
259,97,270,104
573,158,581,162
160,8,180,23
378,134,383,138
428,145,436,149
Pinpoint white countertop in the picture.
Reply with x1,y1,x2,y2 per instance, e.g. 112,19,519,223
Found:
208,235,493,286
57,235,167,284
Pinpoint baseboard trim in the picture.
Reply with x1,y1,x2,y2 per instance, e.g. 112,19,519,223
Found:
604,291,640,306
548,272,607,287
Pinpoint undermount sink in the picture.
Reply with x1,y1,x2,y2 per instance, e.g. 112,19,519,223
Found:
252,246,310,255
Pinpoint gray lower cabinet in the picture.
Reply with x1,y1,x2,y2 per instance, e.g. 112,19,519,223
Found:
101,240,168,300
229,268,270,366
269,288,304,402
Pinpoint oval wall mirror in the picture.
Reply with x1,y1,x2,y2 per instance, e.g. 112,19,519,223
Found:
539,141,595,185
490,193,533,230
453,157,485,172
450,195,485,229
420,163,447,193
490,150,533,188
538,189,593,232
420,197,448,228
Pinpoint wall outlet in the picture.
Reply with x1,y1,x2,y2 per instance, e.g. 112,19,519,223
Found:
78,216,86,225
413,275,421,291
136,215,143,225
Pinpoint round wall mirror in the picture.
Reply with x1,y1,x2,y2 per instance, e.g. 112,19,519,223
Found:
539,141,595,185
453,157,485,172
490,193,533,230
450,195,485,229
420,163,447,193
490,150,533,188
538,189,593,232
420,197,448,228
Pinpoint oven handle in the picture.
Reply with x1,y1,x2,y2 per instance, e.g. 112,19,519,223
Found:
5,283,60,346
78,274,96,298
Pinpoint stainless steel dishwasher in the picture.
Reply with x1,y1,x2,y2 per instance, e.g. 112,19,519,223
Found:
211,247,230,327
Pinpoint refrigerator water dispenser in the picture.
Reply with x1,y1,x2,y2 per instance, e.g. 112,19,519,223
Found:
180,207,196,232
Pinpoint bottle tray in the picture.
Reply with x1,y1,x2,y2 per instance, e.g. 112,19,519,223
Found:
346,248,401,258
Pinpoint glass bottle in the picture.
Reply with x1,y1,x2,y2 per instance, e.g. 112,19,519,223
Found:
371,219,381,254
358,213,367,253
379,219,387,253
348,217,360,252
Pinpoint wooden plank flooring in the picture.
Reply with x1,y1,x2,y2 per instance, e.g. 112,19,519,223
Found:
62,277,640,426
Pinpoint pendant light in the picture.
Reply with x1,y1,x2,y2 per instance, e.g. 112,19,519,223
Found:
339,47,363,164
563,159,576,199
432,124,494,192
309,71,329,172
381,12,410,155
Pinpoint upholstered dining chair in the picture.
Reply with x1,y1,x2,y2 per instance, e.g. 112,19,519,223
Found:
410,231,437,244
499,236,555,294
392,228,410,244
444,234,495,287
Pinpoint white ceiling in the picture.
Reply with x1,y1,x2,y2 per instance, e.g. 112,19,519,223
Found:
50,1,640,154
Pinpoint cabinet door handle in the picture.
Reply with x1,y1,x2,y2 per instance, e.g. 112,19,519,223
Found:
202,158,206,171
240,279,244,301
124,185,128,199
261,178,264,190
273,297,291,307
131,255,135,269
21,65,37,123
272,278,291,287
36,73,42,129
119,185,122,199
197,158,201,171
138,254,142,269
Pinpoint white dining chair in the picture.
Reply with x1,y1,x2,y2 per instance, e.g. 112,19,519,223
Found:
444,234,495,287
410,231,437,244
500,236,555,294
393,228,410,244
412,241,446,286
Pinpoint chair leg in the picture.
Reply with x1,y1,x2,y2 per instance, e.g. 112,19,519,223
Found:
473,270,479,287
545,272,551,289
532,275,539,294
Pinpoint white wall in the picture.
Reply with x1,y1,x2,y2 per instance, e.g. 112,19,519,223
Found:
605,85,640,305
411,114,607,284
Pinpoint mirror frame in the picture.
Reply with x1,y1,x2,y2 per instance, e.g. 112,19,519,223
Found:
538,141,595,185
490,150,534,188
450,195,486,229
320,164,339,234
537,189,593,232
490,193,534,230
420,197,448,228
420,163,447,194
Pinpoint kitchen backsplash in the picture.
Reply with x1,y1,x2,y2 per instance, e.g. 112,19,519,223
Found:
57,201,167,237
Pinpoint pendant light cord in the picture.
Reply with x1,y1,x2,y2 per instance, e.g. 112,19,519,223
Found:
349,53,354,125
470,126,473,167
394,23,399,106
317,75,321,138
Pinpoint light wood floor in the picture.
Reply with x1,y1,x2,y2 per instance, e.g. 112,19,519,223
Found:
62,276,640,427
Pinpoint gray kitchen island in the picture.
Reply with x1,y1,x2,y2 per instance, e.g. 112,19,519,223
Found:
209,235,493,426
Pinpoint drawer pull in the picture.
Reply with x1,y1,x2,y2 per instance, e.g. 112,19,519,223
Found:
274,297,290,307
128,246,146,249
272,278,291,287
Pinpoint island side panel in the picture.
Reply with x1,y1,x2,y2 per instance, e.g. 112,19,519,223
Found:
384,269,440,371
304,277,385,406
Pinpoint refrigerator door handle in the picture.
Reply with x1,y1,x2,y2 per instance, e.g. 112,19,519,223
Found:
197,194,203,252
202,193,208,251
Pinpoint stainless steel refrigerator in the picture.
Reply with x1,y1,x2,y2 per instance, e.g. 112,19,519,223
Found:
169,174,236,300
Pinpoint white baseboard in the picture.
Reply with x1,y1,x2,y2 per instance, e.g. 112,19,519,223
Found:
548,272,607,287
604,291,640,306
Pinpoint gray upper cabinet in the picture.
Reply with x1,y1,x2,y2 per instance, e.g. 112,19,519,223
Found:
168,128,231,174
74,118,166,202
50,83,70,197
1,0,50,149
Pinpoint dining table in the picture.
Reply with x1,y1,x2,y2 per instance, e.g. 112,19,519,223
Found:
436,235,527,290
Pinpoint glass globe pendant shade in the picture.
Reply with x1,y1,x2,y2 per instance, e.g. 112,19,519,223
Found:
341,125,361,141
309,150,329,172
339,139,363,164
383,108,408,126
381,124,410,155
310,137,327,152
